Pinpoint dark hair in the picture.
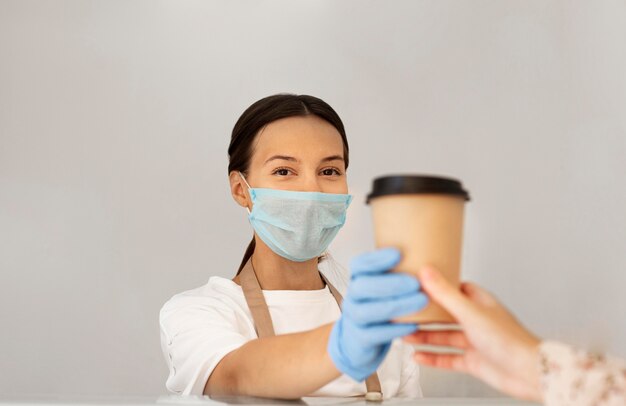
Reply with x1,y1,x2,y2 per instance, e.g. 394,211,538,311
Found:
228,94,350,275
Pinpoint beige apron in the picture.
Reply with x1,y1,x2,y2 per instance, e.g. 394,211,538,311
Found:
239,258,384,401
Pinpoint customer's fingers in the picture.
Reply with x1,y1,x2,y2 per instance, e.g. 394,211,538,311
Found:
403,330,470,349
461,282,499,308
419,266,476,323
412,352,468,373
349,247,401,276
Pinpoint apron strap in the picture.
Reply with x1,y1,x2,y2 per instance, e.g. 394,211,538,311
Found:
240,258,276,338
239,258,383,401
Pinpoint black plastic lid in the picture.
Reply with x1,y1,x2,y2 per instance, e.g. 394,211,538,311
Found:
366,174,471,204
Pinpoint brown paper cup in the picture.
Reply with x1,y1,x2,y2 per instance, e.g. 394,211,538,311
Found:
367,175,470,325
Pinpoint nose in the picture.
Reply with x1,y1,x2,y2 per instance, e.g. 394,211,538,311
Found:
299,173,323,193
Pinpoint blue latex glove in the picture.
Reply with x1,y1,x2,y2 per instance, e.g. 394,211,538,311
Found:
327,247,429,381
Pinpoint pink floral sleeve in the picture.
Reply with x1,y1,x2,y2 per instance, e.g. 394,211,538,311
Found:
539,340,626,406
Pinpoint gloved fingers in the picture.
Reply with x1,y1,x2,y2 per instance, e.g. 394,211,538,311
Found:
351,321,419,346
349,247,401,277
343,292,429,325
348,272,420,300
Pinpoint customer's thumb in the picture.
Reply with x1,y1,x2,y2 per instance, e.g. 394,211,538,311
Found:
419,266,474,322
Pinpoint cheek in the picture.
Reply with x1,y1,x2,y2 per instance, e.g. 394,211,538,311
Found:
323,179,349,194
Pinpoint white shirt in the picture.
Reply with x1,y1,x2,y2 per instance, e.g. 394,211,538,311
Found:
159,273,423,398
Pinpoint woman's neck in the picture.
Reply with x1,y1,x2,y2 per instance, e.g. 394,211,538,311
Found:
246,237,326,291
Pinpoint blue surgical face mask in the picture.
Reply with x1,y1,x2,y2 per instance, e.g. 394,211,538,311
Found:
239,172,353,262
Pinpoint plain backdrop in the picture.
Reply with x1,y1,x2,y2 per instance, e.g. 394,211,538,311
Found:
1,0,625,398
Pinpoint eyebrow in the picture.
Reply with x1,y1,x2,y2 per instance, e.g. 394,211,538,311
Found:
264,155,345,165
321,155,345,163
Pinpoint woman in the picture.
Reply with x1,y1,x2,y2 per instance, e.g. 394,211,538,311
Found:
159,94,427,399
403,263,626,406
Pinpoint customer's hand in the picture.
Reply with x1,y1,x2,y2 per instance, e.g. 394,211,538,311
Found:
327,248,428,381
403,266,542,401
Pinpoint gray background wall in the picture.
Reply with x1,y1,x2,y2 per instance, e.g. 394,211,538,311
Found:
1,0,625,398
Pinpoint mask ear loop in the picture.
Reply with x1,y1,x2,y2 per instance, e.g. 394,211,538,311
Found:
238,171,253,214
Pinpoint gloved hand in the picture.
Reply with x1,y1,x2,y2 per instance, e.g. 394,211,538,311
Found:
327,247,429,381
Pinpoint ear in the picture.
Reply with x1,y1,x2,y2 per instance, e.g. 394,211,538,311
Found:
229,171,251,210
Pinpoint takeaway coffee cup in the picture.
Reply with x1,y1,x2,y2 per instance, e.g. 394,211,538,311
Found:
366,175,470,325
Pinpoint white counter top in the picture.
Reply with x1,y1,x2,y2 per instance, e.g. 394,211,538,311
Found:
0,396,539,406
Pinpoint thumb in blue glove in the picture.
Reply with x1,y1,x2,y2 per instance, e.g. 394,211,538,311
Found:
327,247,429,381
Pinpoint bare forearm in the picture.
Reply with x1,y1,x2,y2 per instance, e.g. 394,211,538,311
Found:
205,323,341,398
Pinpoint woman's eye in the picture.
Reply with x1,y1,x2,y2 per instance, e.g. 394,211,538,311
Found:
321,168,341,176
274,168,291,176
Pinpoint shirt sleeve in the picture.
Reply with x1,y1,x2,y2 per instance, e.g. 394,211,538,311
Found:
539,340,626,406
159,293,249,395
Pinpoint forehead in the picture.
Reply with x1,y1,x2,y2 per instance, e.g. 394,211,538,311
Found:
251,116,344,160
